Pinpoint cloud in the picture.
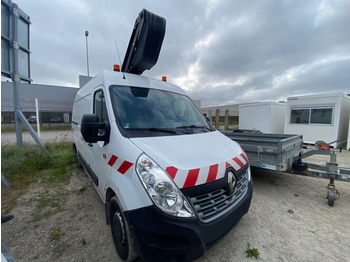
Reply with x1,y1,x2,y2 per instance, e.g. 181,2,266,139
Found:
10,0,350,106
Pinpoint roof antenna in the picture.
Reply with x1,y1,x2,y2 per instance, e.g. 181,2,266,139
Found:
114,40,125,79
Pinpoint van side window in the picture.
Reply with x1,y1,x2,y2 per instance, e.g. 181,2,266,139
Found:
94,90,108,135
94,90,108,122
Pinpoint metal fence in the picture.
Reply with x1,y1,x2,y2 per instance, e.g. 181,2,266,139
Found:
1,96,73,129
203,109,239,130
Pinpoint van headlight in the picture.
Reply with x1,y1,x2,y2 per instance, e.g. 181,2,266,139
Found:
136,154,194,218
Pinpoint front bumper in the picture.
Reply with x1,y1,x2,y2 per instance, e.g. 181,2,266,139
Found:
125,180,253,262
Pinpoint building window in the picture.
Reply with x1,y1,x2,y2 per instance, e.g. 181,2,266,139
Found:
310,108,332,124
291,109,310,124
290,107,332,125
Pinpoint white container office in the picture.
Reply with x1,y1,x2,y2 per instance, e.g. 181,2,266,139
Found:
239,102,286,133
284,92,350,149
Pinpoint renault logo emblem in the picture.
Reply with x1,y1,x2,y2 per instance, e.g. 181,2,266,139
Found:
227,171,236,195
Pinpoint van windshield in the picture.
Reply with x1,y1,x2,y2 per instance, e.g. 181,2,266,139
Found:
110,86,213,137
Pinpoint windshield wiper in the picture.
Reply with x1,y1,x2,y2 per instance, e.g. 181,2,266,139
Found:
176,125,212,132
125,127,177,134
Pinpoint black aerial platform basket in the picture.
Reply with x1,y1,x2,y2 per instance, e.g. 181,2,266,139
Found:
122,9,166,75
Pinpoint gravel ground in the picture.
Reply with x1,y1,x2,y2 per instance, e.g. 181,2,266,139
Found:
1,132,350,261
1,149,350,262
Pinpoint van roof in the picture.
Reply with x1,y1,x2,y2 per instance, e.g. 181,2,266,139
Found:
83,70,186,95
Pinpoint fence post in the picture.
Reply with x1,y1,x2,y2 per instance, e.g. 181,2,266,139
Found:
224,109,229,130
207,110,212,124
215,109,220,129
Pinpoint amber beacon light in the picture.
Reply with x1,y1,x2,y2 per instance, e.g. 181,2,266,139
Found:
162,76,167,82
114,64,120,71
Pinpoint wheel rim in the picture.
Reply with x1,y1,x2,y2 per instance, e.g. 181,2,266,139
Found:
113,211,126,246
109,199,131,260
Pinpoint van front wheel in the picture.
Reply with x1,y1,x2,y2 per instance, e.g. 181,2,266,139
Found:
109,196,138,261
74,147,82,168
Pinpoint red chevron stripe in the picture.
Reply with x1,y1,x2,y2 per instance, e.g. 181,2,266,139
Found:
233,157,244,168
206,164,218,183
183,168,200,188
165,166,178,179
117,161,133,174
108,155,118,166
240,153,248,162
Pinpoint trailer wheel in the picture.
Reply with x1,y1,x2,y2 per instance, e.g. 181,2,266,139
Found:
327,189,335,207
109,196,138,261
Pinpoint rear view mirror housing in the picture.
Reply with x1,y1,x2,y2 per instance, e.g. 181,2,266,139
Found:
81,114,110,144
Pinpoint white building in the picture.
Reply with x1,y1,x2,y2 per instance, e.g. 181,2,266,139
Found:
239,102,286,133
1,81,78,123
284,92,350,149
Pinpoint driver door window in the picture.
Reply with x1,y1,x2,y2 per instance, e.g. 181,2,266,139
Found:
94,90,108,135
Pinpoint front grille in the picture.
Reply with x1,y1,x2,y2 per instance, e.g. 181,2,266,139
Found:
189,170,249,223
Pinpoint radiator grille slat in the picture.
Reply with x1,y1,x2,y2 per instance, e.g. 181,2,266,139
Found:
190,171,249,223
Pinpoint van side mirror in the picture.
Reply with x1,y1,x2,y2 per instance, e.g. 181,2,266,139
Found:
81,114,110,144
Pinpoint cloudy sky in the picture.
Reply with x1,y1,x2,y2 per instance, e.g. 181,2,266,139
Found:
8,0,350,106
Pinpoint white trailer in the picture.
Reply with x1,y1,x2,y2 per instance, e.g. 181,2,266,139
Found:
239,102,286,133
284,92,350,149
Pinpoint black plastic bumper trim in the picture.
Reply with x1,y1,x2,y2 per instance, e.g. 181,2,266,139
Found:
124,180,253,262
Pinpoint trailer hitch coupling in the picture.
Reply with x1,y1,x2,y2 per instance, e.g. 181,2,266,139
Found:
292,153,307,172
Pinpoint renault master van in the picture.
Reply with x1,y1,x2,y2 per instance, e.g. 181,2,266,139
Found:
73,8,252,262
72,70,253,261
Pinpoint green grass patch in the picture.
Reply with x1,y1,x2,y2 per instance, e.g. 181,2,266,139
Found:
50,228,65,241
1,144,53,188
246,243,259,259
80,238,86,245
1,142,75,214
30,193,66,222
287,209,294,214
1,142,75,187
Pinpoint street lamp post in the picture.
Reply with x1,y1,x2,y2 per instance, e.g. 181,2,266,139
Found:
85,30,90,76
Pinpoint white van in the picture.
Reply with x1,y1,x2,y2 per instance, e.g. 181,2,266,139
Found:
72,69,253,261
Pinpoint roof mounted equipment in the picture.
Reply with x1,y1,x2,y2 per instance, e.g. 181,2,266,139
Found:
122,9,166,75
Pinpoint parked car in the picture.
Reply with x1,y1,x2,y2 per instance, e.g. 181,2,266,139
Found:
50,117,62,123
27,116,37,123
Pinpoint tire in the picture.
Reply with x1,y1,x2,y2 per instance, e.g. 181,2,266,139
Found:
75,149,82,168
109,196,138,261
327,190,335,207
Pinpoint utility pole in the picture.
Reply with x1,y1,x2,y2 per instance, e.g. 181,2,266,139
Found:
1,0,48,153
85,30,90,76
12,3,23,146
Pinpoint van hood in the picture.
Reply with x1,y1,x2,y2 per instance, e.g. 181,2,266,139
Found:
130,131,248,189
